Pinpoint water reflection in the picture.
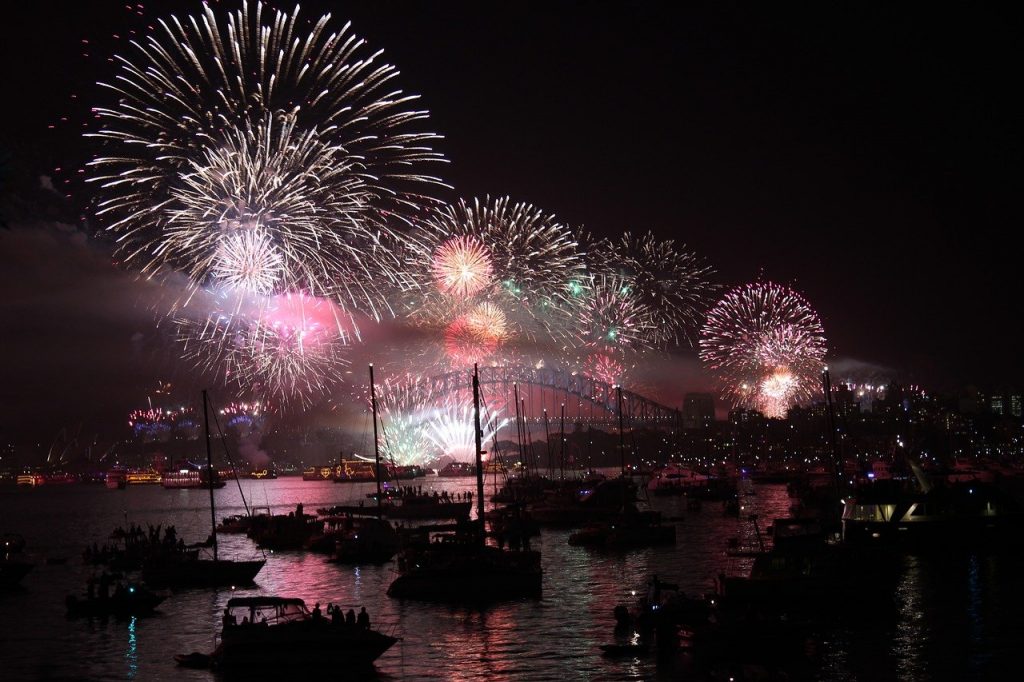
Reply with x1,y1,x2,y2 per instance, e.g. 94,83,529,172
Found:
0,479,1018,680
125,615,138,679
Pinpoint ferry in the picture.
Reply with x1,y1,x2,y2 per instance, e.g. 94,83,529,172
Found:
162,467,226,489
334,459,379,483
126,470,163,485
303,465,336,481
16,473,46,487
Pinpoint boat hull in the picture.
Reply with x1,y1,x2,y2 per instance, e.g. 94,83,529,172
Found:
143,558,265,588
219,623,396,670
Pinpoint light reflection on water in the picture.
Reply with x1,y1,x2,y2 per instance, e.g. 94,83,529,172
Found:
0,477,1018,680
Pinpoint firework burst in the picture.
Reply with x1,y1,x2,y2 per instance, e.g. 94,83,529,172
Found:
408,196,587,341
89,1,446,319
178,292,352,405
699,282,827,418
374,375,437,466
601,231,715,346
432,235,494,297
425,403,508,463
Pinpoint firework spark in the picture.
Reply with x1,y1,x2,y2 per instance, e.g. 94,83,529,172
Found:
89,1,446,313
699,282,827,418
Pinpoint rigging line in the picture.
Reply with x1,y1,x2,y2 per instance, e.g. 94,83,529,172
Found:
207,395,251,518
478,385,510,486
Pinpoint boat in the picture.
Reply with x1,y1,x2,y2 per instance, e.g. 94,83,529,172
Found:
161,466,227,489
388,464,426,480
841,472,1024,547
437,461,476,477
248,468,278,480
105,470,127,490
212,597,398,671
2,534,32,587
302,465,335,481
141,390,265,588
381,494,472,520
65,583,166,617
15,473,45,486
388,365,542,602
125,470,163,485
333,457,380,483
647,463,735,499
568,510,676,549
327,516,400,564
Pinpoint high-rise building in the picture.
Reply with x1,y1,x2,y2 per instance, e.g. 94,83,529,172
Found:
683,393,716,429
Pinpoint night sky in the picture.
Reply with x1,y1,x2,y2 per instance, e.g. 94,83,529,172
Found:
1,2,1021,442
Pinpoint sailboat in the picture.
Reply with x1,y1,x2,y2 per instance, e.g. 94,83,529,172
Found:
387,364,542,602
142,390,265,588
328,365,400,564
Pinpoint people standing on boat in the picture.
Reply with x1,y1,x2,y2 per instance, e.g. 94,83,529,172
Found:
357,607,370,630
345,608,356,626
312,602,322,619
222,607,236,627
330,603,342,625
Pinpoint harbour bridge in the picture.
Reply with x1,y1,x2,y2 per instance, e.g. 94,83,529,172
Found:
413,364,681,429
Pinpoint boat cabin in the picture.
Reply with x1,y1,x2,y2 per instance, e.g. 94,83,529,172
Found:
225,597,310,627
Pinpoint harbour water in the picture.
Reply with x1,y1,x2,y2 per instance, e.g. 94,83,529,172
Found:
1,477,1020,680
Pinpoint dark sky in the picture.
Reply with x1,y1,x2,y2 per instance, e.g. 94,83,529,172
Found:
1,2,1022,442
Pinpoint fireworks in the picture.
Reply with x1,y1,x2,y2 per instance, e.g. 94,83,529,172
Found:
601,232,715,346
425,403,508,462
699,282,827,418
443,302,510,367
178,292,352,405
409,197,587,338
87,1,448,402
571,273,658,353
432,236,494,298
374,375,437,467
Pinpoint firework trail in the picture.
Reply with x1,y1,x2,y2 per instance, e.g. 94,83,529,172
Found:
699,282,827,418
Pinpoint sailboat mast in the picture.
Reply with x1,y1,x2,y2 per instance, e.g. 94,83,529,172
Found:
559,403,566,481
202,389,218,562
472,364,486,542
369,364,383,518
513,383,525,473
616,385,626,476
822,367,842,510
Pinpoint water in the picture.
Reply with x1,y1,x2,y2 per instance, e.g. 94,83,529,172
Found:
1,478,1020,680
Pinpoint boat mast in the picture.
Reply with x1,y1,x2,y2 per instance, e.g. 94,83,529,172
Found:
472,364,486,543
369,364,383,519
543,409,552,478
513,383,525,474
559,403,566,481
616,385,626,476
202,389,218,562
822,367,842,511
